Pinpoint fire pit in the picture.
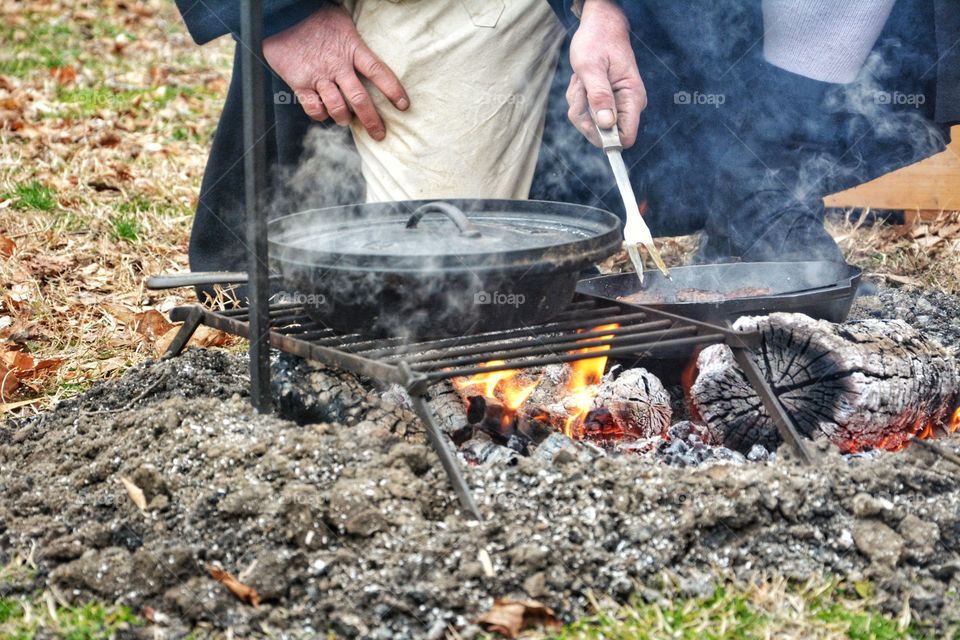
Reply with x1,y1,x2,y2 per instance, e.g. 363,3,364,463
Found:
158,296,820,518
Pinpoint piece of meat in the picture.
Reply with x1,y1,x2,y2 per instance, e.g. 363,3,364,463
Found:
675,288,725,303
727,286,773,299
617,290,667,305
619,286,773,305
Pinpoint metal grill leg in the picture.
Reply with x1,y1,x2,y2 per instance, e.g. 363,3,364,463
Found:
731,346,814,464
408,394,482,520
161,308,203,358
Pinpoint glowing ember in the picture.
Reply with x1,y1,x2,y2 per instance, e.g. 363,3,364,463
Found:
453,324,620,439
453,360,540,412
857,406,959,454
562,323,618,438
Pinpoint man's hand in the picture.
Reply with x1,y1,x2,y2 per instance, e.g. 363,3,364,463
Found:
263,5,409,141
566,0,646,148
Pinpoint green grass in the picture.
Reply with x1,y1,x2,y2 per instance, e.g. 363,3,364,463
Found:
109,213,141,243
0,597,141,640
3,181,58,211
542,578,937,640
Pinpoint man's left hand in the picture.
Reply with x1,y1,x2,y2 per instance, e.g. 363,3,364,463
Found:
567,0,646,148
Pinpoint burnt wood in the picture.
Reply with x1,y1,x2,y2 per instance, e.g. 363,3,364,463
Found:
692,313,960,453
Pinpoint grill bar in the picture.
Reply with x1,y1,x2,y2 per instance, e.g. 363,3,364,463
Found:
408,325,697,371
424,333,728,381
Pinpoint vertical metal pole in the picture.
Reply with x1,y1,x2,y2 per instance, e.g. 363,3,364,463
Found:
240,0,272,411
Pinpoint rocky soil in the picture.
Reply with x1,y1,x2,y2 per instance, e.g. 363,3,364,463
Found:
1,284,959,638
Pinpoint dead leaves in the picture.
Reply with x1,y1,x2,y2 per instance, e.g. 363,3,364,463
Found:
0,234,14,258
132,309,174,341
103,304,233,356
475,598,561,638
50,66,77,86
0,343,63,401
206,564,261,608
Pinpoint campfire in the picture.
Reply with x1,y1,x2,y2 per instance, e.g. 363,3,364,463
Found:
452,324,622,441
444,314,960,464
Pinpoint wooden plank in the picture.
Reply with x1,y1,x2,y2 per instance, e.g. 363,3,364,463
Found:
823,125,960,212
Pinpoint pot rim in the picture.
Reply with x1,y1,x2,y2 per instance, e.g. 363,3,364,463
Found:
267,199,623,273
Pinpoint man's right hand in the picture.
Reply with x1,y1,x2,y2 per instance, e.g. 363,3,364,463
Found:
263,5,409,141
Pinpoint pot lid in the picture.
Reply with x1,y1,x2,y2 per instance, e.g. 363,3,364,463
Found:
268,199,622,272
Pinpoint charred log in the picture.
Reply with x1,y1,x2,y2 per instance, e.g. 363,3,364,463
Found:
587,368,672,440
691,313,960,453
427,381,472,434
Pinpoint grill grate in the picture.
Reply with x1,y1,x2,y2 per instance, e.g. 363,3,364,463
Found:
162,298,812,519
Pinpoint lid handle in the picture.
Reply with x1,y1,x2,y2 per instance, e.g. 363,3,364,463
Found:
405,202,481,238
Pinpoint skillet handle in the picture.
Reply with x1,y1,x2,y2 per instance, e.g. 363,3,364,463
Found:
146,271,251,290
405,202,481,238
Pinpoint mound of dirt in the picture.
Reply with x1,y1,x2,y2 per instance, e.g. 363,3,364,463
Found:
1,288,960,638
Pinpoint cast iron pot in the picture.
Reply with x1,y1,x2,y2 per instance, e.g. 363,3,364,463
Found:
267,199,622,337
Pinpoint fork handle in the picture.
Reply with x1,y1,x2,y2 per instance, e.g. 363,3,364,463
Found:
592,110,623,151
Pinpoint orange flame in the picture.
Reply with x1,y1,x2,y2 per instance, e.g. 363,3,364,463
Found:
562,324,618,438
453,323,619,439
870,406,959,453
453,360,540,411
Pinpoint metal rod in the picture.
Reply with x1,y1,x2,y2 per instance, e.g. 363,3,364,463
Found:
426,333,727,381
241,0,272,412
731,346,814,464
161,308,203,358
397,319,675,365
197,309,408,385
408,387,482,520
410,325,696,370
356,310,652,358
218,302,303,318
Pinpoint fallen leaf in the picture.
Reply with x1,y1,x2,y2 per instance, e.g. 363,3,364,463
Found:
97,132,122,147
0,345,63,382
206,564,260,607
0,234,14,258
120,476,148,511
0,362,21,399
20,254,74,278
102,303,136,325
475,598,560,638
155,324,231,356
133,310,174,341
50,66,77,85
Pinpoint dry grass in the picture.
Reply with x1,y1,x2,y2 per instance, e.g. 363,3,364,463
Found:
828,209,960,293
0,0,234,417
1,0,957,421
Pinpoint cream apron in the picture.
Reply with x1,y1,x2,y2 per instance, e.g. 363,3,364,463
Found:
340,0,566,201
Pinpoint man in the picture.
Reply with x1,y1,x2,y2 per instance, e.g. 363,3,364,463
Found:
176,0,644,282
176,0,954,279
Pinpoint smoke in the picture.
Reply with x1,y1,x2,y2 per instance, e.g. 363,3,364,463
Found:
270,125,365,217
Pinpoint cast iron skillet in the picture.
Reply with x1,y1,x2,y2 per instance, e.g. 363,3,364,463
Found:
576,261,862,324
